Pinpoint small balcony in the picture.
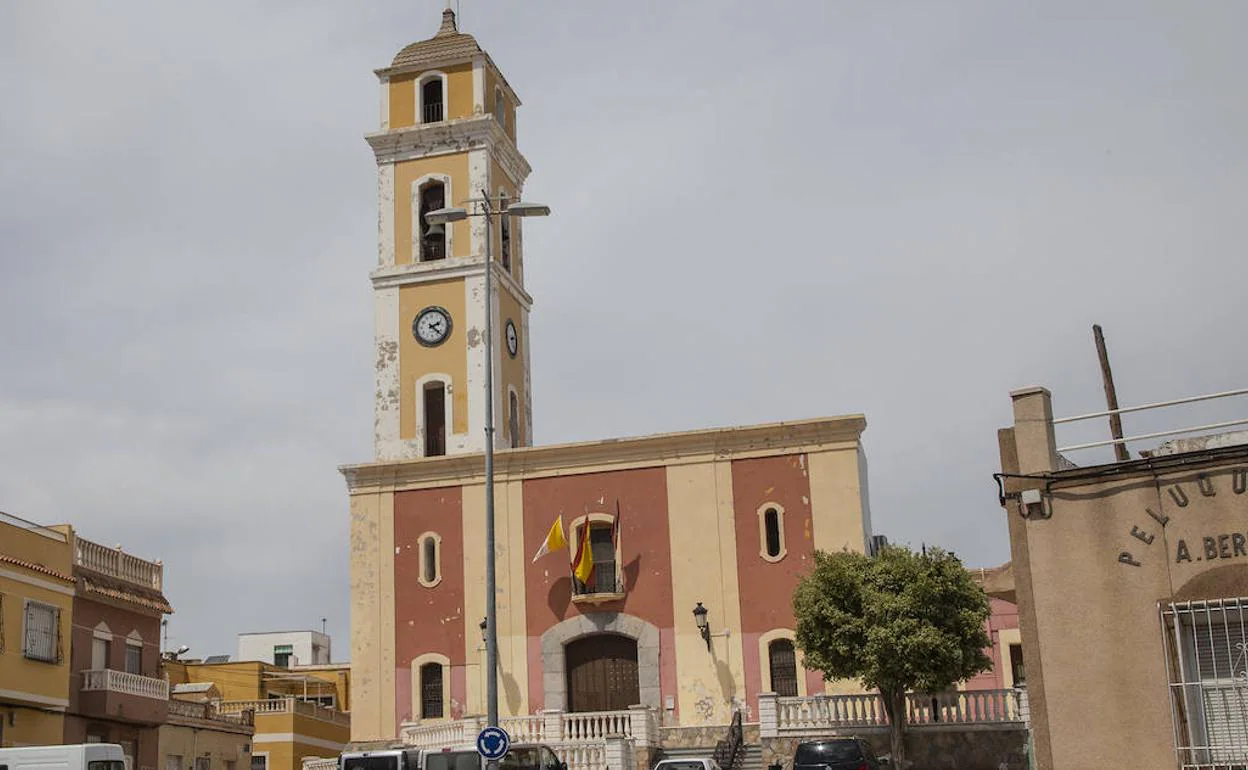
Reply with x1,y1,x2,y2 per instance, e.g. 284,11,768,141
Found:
75,537,163,590
571,563,624,604
79,669,169,725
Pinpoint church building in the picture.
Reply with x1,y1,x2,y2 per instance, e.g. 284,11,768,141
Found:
343,9,874,744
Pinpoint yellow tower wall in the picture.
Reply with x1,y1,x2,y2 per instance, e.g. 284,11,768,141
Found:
394,154,471,266
398,279,469,440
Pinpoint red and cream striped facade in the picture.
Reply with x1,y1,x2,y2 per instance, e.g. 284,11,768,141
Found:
343,416,872,742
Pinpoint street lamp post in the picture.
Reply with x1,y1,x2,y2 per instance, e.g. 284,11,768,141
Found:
425,192,550,733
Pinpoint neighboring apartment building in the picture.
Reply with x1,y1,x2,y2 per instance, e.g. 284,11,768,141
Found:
159,695,255,770
237,632,331,668
65,535,173,770
165,656,350,770
998,385,1248,769
0,512,75,747
0,512,173,761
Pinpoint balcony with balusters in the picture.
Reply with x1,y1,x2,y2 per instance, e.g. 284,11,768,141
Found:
79,668,170,725
74,536,163,590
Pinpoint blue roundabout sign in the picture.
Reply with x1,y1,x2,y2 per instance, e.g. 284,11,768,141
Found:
476,726,511,761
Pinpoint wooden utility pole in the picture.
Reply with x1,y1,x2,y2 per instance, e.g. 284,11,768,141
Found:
1093,324,1130,462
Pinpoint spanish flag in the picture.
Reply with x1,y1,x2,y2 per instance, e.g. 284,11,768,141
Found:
531,515,567,563
572,520,594,584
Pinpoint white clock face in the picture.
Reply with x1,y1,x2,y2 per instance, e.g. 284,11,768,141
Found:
413,307,452,347
505,320,518,358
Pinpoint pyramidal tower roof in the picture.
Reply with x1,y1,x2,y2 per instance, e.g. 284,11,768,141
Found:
391,8,482,69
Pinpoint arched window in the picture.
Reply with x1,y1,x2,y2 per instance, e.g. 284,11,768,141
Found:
768,638,798,697
509,390,520,448
764,509,781,557
422,539,436,583
423,381,446,456
418,181,447,261
757,503,787,562
419,662,444,718
499,193,512,272
422,78,444,124
571,518,620,597
417,532,442,588
494,88,506,130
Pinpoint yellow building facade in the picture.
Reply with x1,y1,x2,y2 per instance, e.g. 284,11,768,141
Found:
0,513,75,747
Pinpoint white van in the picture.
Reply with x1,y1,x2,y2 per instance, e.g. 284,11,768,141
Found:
0,744,126,770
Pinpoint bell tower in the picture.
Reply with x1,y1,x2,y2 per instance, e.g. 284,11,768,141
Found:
368,8,535,461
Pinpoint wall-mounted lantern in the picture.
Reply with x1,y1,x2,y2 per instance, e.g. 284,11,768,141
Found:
480,617,489,643
693,602,711,651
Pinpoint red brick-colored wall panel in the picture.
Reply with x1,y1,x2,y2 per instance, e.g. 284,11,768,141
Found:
393,486,465,667
522,468,673,631
69,595,163,713
731,454,815,711
521,467,673,710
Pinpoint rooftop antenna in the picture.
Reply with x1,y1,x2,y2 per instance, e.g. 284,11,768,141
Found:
321,618,327,635
1092,324,1130,462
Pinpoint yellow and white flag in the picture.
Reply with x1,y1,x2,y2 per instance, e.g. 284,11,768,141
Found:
531,515,567,563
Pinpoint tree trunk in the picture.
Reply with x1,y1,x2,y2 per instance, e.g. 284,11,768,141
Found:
880,686,907,769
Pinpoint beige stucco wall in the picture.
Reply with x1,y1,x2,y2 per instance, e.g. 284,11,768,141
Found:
1004,387,1248,770
665,461,747,723
158,722,251,770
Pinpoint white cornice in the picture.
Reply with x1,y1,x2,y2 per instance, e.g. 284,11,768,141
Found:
340,415,867,493
365,117,531,188
371,258,533,309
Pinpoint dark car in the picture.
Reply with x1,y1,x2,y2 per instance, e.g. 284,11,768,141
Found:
792,738,886,770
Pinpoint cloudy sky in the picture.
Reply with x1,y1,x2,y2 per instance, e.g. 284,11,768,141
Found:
4,0,1248,662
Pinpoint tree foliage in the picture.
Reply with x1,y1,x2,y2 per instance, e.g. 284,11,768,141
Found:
792,545,993,765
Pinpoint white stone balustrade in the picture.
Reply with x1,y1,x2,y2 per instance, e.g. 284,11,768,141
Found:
562,710,631,741
216,697,350,726
398,708,650,770
759,689,1025,737
75,537,163,590
81,669,170,700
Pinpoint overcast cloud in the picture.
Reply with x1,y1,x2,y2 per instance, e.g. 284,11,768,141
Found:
3,0,1248,661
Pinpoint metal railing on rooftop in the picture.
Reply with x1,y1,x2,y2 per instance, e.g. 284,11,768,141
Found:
1053,387,1248,454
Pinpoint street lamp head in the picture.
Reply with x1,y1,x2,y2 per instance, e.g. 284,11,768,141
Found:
505,201,551,218
693,602,711,650
425,207,469,225
693,602,709,631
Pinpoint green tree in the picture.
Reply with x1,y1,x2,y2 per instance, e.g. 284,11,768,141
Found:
792,545,992,768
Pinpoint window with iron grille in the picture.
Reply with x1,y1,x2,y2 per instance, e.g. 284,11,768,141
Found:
422,79,444,124
1162,597,1248,768
420,662,443,719
769,638,799,697
195,757,210,770
23,600,59,663
572,523,620,596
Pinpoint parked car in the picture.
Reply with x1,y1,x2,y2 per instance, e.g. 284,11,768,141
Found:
652,758,723,770
792,738,887,770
